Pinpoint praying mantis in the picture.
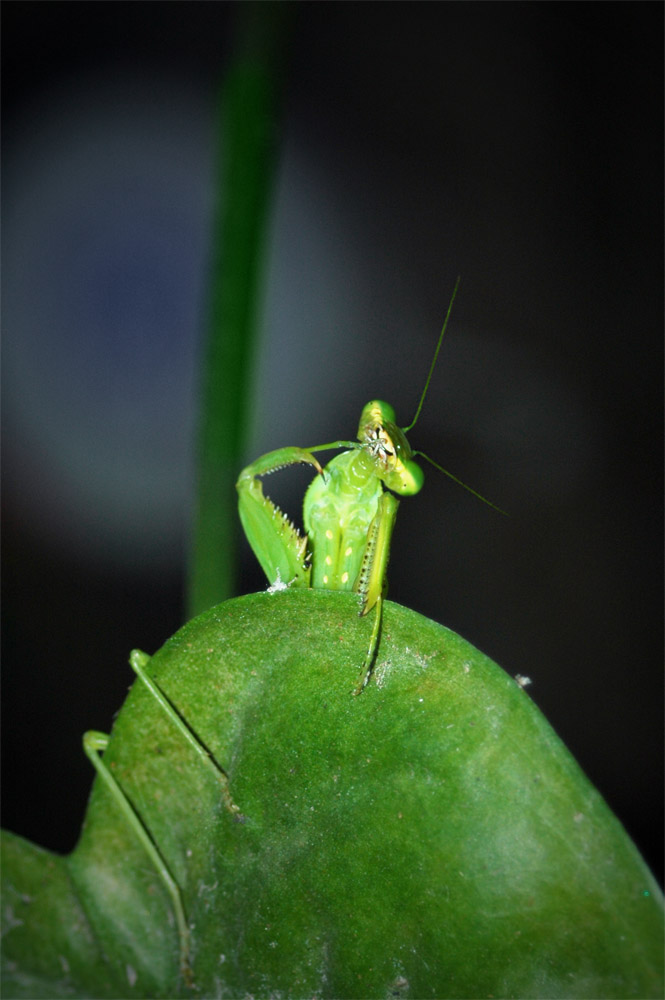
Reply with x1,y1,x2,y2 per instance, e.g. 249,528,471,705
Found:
237,277,504,694
82,278,502,984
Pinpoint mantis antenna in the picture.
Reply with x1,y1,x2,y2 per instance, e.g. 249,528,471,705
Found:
401,275,461,434
415,451,508,515
402,276,507,516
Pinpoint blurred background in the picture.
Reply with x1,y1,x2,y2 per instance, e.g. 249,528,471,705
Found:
2,3,662,883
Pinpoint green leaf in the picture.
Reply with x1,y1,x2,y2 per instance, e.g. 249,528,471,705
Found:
2,591,663,998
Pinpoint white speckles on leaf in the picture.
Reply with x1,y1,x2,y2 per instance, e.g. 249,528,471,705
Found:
267,569,295,594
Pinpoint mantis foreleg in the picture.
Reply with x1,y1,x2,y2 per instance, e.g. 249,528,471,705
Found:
236,446,325,588
236,442,359,588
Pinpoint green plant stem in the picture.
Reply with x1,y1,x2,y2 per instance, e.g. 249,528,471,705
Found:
188,3,294,618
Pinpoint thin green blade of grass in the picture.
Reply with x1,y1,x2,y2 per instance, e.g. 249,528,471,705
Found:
188,4,295,618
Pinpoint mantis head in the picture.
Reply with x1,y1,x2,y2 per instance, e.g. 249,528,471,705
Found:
358,401,424,497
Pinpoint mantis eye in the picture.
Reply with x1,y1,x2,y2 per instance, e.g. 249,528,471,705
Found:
398,458,424,495
384,457,424,496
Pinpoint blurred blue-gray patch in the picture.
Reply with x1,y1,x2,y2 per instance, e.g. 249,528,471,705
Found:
3,70,215,570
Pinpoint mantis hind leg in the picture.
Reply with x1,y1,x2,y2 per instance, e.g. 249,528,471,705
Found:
82,730,192,986
129,650,242,818
82,651,245,984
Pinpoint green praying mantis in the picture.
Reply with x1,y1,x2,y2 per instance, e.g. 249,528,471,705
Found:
82,279,503,984
237,277,503,694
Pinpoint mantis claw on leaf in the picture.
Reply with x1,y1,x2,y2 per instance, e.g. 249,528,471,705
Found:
237,278,505,693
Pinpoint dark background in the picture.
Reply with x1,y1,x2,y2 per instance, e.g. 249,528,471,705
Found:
2,2,663,884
